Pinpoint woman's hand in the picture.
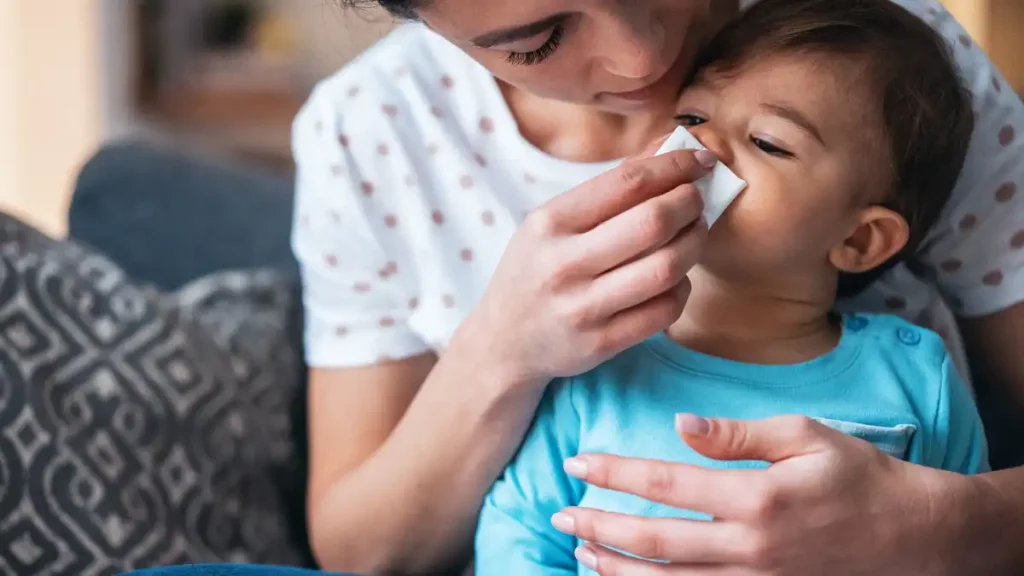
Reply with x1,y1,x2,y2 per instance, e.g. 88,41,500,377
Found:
553,414,972,576
457,142,716,387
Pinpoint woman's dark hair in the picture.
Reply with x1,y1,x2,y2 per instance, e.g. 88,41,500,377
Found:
339,0,420,20
692,0,974,298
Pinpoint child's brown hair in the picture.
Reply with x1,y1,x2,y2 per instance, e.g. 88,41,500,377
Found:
693,0,974,297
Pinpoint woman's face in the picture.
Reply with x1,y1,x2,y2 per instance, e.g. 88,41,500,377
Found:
418,0,726,114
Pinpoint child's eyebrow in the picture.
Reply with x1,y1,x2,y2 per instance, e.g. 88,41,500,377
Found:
760,102,824,145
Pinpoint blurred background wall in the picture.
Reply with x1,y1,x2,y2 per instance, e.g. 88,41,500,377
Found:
0,0,1017,237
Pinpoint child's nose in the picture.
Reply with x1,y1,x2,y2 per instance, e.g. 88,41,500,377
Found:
689,126,734,166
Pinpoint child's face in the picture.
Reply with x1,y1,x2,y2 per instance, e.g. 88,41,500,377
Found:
675,52,897,283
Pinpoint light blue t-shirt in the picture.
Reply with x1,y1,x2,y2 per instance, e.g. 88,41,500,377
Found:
475,314,989,575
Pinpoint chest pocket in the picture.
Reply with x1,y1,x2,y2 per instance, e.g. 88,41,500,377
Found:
813,418,917,460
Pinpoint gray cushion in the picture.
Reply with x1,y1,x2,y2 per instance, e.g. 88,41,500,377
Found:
0,213,312,574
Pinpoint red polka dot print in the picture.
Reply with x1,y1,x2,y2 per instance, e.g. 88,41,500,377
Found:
408,297,419,311
959,214,978,232
361,181,374,196
460,175,474,189
377,143,390,156
383,104,399,118
983,270,1004,286
474,153,487,167
325,255,338,268
354,282,372,294
479,117,495,133
940,259,963,273
339,134,350,148
999,125,1015,147
442,294,456,308
996,182,1017,202
481,210,495,226
431,106,445,118
432,210,445,225
384,214,399,228
441,75,455,89
884,297,907,311
1011,230,1024,249
460,249,474,262
380,316,396,328
993,76,1003,93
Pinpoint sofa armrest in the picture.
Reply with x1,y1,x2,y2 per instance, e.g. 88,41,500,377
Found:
69,141,298,290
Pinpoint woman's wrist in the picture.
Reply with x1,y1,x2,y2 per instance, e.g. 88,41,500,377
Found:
445,307,550,399
927,469,1024,575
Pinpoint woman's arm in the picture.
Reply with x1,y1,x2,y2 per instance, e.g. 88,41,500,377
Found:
301,148,716,575
960,302,1024,469
307,349,545,575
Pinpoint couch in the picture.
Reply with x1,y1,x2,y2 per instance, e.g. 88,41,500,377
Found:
0,142,316,574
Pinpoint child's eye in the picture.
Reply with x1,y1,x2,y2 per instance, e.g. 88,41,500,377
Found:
751,137,794,158
674,113,707,127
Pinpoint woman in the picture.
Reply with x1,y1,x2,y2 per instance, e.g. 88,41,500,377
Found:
292,0,1024,574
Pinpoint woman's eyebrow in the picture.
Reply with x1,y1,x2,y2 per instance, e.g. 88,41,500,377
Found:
470,14,568,48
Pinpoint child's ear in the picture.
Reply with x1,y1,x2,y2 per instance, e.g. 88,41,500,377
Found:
829,206,909,274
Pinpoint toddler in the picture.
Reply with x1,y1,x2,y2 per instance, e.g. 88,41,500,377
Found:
474,0,986,573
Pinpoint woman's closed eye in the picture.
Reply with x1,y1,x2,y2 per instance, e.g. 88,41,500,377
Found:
507,24,565,66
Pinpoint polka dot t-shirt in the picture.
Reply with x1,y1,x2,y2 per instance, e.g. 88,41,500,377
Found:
292,0,1024,371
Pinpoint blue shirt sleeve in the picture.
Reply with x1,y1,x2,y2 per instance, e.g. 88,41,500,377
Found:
924,356,990,474
475,378,584,576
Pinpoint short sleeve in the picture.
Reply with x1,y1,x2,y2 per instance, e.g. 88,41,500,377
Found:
475,379,584,576
922,355,990,474
291,82,431,367
916,3,1024,317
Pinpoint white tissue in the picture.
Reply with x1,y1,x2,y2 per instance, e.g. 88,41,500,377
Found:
655,126,746,227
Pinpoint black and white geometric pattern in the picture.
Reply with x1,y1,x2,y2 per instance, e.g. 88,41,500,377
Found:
0,214,312,575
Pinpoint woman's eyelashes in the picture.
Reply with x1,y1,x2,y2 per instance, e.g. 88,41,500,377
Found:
506,24,565,65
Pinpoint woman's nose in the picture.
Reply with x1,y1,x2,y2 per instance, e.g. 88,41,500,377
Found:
689,126,735,166
596,8,665,79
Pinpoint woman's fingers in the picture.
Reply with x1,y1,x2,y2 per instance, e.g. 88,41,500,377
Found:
542,149,716,234
574,183,704,276
574,544,749,576
588,278,692,358
584,218,707,317
562,453,770,520
552,509,750,565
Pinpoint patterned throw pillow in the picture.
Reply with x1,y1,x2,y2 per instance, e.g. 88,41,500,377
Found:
0,214,312,575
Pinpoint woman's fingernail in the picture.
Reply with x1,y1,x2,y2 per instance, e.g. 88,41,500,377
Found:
575,545,599,569
563,457,589,478
551,512,576,534
694,149,718,168
676,413,710,436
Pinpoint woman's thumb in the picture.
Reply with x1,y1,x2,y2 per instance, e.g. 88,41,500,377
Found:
675,414,835,463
